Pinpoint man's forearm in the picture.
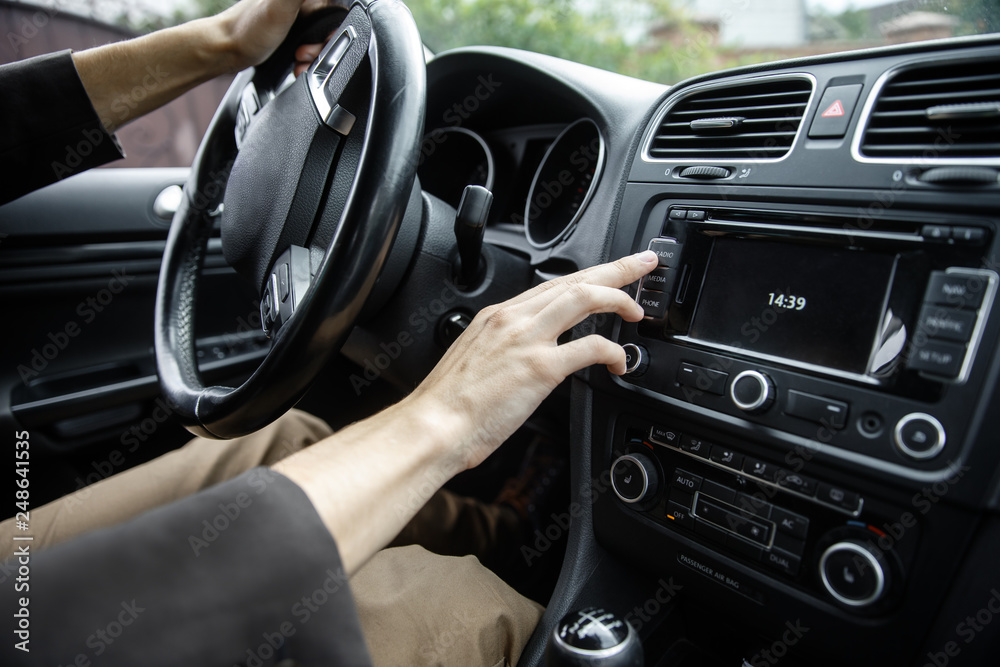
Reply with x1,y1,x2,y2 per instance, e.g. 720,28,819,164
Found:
72,16,238,133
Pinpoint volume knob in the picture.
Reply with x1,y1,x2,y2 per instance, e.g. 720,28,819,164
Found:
730,370,774,413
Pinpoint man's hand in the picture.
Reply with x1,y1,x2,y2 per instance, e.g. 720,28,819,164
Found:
411,250,658,470
218,0,336,72
274,251,658,574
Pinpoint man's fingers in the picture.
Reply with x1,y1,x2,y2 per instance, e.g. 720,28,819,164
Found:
535,284,644,338
551,335,628,378
501,250,658,314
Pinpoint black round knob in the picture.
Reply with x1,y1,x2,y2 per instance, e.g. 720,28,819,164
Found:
730,370,774,413
622,344,648,376
819,541,887,607
545,607,642,667
893,413,946,460
611,454,657,504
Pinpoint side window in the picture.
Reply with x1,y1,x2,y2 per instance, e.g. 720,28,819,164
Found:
0,1,231,168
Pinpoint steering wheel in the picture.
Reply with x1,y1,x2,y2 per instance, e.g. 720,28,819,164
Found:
154,0,425,439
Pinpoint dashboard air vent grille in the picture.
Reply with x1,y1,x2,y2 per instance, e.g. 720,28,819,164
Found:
860,59,1000,159
649,78,812,160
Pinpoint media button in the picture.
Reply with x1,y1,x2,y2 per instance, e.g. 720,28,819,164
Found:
643,267,676,293
916,304,977,343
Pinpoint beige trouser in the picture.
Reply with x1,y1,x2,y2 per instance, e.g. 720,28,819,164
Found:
0,409,543,666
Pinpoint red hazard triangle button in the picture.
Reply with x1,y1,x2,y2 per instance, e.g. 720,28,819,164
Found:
821,99,845,117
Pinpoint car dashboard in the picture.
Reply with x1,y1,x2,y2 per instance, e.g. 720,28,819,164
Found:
410,35,1000,667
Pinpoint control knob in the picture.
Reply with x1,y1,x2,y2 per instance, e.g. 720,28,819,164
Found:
610,453,657,504
819,540,889,608
730,370,774,413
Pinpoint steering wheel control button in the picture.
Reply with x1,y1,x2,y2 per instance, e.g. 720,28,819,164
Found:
894,413,946,460
785,389,849,429
923,271,987,309
647,238,683,267
642,267,676,293
820,542,886,607
637,290,668,319
611,454,657,504
677,362,728,396
808,83,863,138
730,370,774,413
622,344,648,376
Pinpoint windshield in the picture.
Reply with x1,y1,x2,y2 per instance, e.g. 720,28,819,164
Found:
15,0,1000,85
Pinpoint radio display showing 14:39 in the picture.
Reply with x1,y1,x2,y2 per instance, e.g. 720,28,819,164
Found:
768,293,806,310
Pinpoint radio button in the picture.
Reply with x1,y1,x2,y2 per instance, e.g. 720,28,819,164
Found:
771,507,809,540
677,362,728,396
710,446,744,471
894,413,946,460
679,435,712,459
785,390,849,429
916,304,977,343
816,483,861,513
637,289,668,319
671,468,703,493
647,239,683,267
924,271,987,309
742,457,778,483
907,339,965,377
730,370,775,413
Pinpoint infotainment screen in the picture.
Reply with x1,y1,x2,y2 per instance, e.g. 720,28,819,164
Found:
689,237,897,375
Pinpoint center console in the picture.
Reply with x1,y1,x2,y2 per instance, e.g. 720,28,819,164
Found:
589,190,1000,665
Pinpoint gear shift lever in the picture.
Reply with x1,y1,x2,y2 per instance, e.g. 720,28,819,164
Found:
546,607,643,666
454,184,493,288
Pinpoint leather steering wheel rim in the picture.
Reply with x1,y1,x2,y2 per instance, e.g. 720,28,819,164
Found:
154,0,425,439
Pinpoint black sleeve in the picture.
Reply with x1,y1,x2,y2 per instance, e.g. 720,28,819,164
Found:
1,469,372,666
0,50,125,206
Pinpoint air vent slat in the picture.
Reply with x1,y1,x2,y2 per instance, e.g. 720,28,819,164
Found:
648,77,812,161
860,57,1000,161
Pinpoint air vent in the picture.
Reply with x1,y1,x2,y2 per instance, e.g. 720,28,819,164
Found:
647,76,813,160
859,58,1000,160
